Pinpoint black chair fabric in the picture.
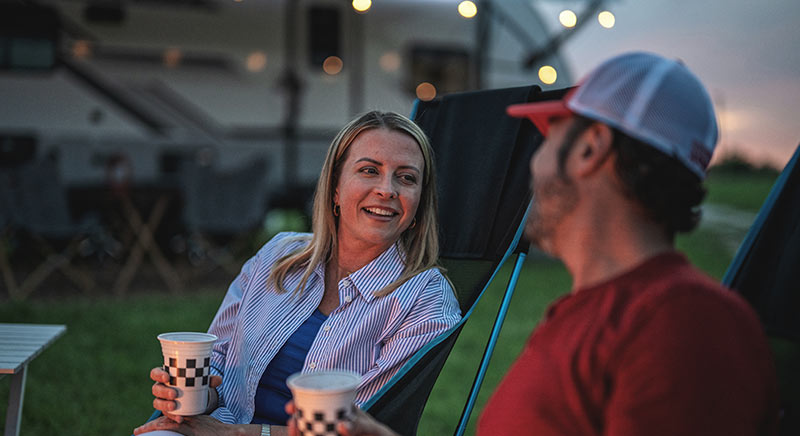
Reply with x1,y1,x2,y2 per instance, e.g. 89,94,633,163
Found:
724,144,800,436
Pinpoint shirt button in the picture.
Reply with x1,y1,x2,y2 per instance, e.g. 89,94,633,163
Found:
309,362,316,369
323,325,331,332
344,295,353,303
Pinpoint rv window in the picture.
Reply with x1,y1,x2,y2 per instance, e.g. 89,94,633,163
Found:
409,46,471,96
308,6,341,69
0,4,59,71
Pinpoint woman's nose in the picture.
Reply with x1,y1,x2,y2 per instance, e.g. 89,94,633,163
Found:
375,176,397,198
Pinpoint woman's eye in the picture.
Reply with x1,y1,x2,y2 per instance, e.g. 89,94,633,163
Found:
360,167,378,175
399,174,418,184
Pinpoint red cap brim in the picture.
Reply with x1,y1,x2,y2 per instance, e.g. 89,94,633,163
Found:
506,99,571,137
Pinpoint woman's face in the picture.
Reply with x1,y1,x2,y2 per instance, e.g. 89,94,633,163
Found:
334,128,424,255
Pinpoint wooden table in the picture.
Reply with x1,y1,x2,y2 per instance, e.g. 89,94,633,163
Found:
0,323,66,436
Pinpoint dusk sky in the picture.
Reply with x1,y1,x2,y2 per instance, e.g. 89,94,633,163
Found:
535,0,800,169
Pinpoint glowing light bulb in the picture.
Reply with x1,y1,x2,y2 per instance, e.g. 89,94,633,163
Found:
559,10,577,28
323,56,343,75
246,51,267,72
352,0,371,13
458,1,477,19
416,82,437,101
538,65,557,85
598,11,615,28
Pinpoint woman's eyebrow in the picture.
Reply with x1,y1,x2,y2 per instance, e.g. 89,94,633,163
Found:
355,157,420,174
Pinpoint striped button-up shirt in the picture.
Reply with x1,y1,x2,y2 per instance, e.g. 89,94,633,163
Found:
208,232,461,424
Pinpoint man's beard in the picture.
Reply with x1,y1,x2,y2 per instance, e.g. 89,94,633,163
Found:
525,173,578,255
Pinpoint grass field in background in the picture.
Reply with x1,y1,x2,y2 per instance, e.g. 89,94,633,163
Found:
0,168,780,435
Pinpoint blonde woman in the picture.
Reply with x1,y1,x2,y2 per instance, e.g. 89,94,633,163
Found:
135,111,461,436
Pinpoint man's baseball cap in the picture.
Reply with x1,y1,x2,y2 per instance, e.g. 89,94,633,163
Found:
507,51,718,179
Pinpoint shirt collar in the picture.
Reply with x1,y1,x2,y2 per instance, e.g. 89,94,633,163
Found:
311,243,406,302
348,242,406,302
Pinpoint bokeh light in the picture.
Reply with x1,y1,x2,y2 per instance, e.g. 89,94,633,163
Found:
458,1,477,19
163,48,182,68
323,56,344,75
538,65,557,85
72,40,92,59
352,0,371,13
379,51,401,72
559,10,577,28
416,82,437,101
246,51,267,72
598,11,615,28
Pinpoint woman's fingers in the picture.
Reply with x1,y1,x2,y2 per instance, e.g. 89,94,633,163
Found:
210,375,222,388
152,381,177,400
133,415,180,435
150,366,170,383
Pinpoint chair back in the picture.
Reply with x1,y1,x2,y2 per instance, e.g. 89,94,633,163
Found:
363,85,566,435
723,144,800,436
10,157,80,237
180,158,270,235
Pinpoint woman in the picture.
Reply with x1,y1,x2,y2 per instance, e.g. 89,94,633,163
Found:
135,111,461,436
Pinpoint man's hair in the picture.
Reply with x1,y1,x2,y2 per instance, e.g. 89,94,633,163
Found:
559,115,707,239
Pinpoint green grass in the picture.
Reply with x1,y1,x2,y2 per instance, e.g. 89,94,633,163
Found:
0,169,780,435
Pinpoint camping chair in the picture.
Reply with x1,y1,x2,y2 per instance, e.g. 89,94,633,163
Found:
140,85,562,434
361,85,570,435
722,143,800,436
1,156,101,299
178,158,270,275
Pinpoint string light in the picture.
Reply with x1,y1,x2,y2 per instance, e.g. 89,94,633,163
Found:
416,82,436,101
598,11,615,28
559,10,577,28
538,66,557,85
323,56,343,75
352,0,371,13
458,1,477,19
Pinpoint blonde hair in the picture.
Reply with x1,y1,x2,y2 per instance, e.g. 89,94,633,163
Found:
268,111,441,297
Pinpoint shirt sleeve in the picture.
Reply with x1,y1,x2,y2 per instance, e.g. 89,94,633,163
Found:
605,287,778,436
355,273,462,404
205,244,259,423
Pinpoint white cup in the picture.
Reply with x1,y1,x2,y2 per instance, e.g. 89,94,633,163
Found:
287,371,361,436
157,332,218,416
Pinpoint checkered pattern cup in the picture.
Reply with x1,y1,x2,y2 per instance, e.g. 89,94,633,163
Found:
157,332,218,416
287,371,361,436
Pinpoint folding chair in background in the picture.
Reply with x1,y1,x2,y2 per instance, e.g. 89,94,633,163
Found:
722,144,800,436
362,85,569,435
178,158,271,276
1,156,101,299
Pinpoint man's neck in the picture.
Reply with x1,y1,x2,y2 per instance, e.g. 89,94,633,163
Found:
555,199,674,292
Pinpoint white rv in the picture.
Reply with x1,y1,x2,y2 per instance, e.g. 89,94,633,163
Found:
0,0,573,212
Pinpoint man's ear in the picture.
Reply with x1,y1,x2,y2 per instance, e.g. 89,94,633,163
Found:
574,122,614,177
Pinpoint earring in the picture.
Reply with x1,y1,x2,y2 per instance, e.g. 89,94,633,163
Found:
333,204,340,217
409,218,417,229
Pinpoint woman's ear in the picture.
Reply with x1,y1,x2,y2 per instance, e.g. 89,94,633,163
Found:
574,122,614,177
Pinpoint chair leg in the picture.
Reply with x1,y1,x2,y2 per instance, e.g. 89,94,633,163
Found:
114,195,182,295
16,238,95,300
0,238,20,299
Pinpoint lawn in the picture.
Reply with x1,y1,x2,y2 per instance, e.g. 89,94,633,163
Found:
0,169,780,435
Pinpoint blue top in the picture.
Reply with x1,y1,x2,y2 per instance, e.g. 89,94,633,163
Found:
251,309,329,425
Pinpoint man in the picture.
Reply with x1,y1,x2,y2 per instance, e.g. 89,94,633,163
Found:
294,51,780,436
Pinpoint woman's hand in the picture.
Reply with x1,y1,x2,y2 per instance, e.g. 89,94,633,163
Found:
286,402,398,436
133,414,243,436
148,367,222,423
